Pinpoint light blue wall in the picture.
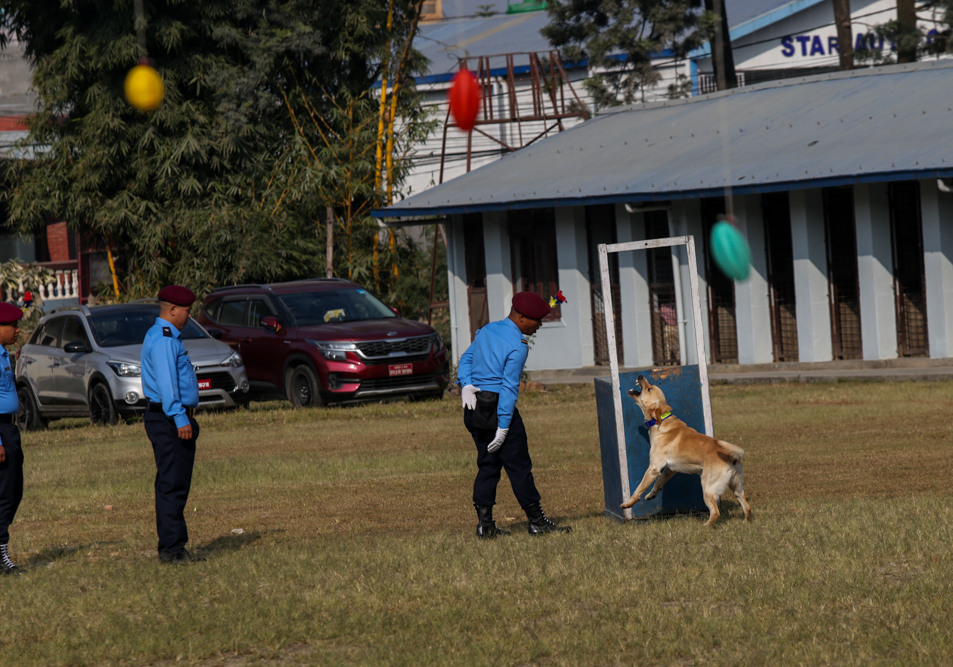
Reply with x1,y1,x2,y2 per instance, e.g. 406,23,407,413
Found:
921,179,953,359
854,183,898,360
790,189,833,362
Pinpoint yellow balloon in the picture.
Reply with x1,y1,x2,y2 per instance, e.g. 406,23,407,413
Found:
124,64,164,111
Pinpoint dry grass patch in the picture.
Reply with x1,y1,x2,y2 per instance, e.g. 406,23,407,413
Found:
2,381,953,665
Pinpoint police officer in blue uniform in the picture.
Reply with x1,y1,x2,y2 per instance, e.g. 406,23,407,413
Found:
457,292,571,538
0,303,25,575
142,286,203,564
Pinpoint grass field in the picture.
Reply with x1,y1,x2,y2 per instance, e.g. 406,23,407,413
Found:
3,380,953,666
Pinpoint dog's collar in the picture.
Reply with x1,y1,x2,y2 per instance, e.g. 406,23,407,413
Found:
644,412,672,429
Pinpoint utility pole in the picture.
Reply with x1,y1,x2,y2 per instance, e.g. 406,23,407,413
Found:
897,0,917,63
706,0,737,90
833,0,853,70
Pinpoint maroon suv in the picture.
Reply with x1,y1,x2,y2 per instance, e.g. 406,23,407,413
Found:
196,279,450,407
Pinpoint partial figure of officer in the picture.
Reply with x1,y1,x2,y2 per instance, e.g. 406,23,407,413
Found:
141,286,203,564
0,303,25,575
457,292,571,538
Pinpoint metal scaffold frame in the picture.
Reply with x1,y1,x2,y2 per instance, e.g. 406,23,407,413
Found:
597,236,713,518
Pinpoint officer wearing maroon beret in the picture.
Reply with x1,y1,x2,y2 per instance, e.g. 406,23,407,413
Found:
141,286,203,564
0,303,24,574
456,291,571,538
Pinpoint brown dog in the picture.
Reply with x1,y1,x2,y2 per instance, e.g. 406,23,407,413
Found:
620,375,752,526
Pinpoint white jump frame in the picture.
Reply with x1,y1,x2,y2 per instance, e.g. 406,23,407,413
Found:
597,235,713,520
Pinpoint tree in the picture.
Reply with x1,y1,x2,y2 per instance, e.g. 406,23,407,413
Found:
704,0,736,90
854,0,952,65
0,0,434,306
542,0,715,108
833,0,853,70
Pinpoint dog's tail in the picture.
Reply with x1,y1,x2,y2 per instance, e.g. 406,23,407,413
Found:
716,440,745,464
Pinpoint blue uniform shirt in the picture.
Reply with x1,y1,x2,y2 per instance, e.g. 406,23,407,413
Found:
0,348,18,415
457,318,529,429
141,318,199,428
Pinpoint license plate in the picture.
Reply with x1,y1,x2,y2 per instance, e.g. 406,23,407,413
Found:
388,364,413,377
198,379,211,390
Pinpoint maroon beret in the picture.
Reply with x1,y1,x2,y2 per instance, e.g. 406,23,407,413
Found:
0,303,23,324
157,285,196,307
512,291,551,320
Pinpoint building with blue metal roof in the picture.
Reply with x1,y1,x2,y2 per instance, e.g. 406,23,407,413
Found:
381,59,953,373
405,0,949,202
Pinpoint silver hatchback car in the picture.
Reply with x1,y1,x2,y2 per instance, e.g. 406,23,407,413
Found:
15,303,250,429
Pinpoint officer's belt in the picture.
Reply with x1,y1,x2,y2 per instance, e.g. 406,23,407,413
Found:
0,414,17,425
148,403,196,419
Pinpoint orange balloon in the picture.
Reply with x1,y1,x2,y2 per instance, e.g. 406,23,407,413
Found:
448,69,481,132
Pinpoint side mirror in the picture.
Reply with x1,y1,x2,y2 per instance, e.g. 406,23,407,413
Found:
261,316,283,333
207,329,223,340
64,341,91,354
390,307,400,317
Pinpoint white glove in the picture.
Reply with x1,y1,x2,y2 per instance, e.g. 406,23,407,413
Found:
487,427,509,453
462,384,480,410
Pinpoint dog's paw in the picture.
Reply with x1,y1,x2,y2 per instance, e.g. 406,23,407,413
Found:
645,491,658,500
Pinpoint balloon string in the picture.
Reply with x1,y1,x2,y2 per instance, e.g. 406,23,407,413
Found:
133,0,148,62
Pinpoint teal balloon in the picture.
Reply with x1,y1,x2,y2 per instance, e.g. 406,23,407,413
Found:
710,221,751,281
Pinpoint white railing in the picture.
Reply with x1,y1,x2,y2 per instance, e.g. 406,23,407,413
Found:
38,269,79,301
5,269,78,305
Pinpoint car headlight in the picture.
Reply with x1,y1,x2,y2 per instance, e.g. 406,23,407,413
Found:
308,340,357,362
107,362,141,377
221,351,244,367
431,332,445,352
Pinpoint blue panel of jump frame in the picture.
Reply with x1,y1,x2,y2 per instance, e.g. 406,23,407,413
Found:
595,366,707,521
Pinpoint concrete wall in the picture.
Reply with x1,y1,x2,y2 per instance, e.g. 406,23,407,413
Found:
789,189,833,362
732,195,774,364
446,179,953,372
853,183,898,360
445,214,471,366
614,204,654,368
670,198,708,365
921,179,953,358
478,207,595,371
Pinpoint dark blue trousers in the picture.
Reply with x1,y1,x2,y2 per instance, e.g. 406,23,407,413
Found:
145,413,198,554
0,423,23,544
465,408,541,508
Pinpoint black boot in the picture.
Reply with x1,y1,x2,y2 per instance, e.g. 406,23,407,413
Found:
0,543,21,576
474,505,510,539
522,502,571,535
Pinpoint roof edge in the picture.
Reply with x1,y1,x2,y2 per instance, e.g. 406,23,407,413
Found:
373,168,953,219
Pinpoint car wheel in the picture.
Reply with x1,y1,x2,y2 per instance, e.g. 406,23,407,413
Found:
286,365,323,409
89,383,118,426
17,386,47,431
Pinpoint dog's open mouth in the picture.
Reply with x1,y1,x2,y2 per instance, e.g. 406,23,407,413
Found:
627,387,641,396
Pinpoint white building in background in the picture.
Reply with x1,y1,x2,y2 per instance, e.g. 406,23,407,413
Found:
389,0,951,371
405,0,950,197
379,55,953,372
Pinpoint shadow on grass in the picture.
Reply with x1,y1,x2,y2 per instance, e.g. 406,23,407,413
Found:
25,540,122,566
197,529,285,555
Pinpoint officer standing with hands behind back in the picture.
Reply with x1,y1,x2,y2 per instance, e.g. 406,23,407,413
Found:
0,303,25,575
457,291,571,538
142,286,203,564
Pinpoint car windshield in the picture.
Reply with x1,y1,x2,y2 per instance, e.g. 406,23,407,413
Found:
278,289,396,327
87,307,209,348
